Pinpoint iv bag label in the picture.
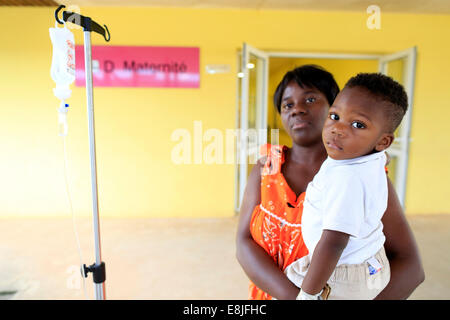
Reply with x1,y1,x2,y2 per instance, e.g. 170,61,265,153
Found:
67,40,75,76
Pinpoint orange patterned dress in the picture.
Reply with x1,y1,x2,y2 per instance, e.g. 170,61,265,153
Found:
248,144,309,300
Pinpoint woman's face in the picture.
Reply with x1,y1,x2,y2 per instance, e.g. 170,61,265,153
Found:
280,81,330,147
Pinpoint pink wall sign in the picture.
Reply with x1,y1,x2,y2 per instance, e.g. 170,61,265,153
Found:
75,45,199,88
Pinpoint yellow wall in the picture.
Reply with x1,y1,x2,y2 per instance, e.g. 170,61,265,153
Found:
1,6,449,217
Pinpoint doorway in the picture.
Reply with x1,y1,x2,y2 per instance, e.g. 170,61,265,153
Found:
235,45,417,213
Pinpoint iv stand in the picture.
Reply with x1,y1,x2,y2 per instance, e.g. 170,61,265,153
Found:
55,5,110,300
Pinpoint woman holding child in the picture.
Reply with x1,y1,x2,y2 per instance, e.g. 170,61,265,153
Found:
235,65,424,300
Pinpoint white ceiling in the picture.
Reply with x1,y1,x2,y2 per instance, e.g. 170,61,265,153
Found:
56,0,450,14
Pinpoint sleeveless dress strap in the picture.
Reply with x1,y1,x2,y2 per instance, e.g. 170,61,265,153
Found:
259,143,287,176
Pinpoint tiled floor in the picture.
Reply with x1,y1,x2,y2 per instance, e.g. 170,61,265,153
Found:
0,214,448,299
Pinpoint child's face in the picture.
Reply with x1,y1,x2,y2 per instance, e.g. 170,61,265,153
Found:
322,86,394,160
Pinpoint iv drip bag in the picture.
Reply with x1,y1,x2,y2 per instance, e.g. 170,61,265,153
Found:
49,22,76,100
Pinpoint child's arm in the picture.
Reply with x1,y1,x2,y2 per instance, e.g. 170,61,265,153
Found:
300,230,349,297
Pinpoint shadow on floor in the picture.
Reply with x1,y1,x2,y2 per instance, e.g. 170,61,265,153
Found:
0,214,447,299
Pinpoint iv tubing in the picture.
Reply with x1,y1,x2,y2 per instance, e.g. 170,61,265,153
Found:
61,134,88,299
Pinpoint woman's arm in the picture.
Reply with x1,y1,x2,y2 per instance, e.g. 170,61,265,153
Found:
374,177,425,299
236,160,300,300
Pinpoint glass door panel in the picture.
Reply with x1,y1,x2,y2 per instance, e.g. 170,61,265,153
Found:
379,47,417,207
235,43,268,212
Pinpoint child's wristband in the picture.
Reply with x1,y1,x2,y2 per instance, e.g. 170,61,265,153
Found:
297,288,323,300
297,284,331,300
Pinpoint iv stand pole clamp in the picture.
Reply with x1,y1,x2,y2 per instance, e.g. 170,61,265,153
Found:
55,5,110,300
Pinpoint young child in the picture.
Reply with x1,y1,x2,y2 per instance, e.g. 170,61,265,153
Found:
284,73,409,300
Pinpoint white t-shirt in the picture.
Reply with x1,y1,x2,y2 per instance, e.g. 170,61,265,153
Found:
301,151,388,266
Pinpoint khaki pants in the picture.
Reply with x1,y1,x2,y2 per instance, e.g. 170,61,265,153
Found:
284,247,391,300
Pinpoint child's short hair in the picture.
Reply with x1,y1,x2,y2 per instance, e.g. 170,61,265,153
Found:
274,64,340,113
344,73,408,133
